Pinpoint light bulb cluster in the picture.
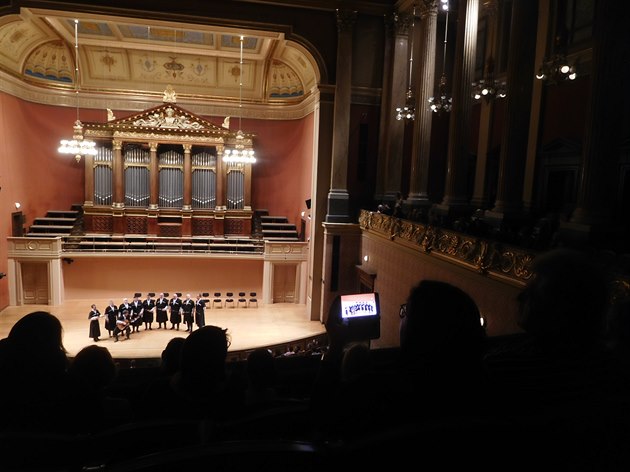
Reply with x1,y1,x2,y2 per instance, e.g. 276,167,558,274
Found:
428,74,452,114
395,89,416,121
428,2,452,115
58,19,96,163
223,147,256,164
58,120,97,163
536,54,577,83
471,79,507,101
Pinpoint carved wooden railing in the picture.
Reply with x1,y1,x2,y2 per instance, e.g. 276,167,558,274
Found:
359,209,536,286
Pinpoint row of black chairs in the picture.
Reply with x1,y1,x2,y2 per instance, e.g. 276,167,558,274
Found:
128,292,259,308
212,292,258,309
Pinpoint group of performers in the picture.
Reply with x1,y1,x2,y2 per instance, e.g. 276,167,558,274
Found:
88,292,207,342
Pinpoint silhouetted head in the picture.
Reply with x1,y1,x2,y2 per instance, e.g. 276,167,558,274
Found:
179,325,230,389
161,337,186,375
5,311,68,379
517,248,610,353
246,348,277,389
401,280,485,363
9,310,66,355
69,345,117,391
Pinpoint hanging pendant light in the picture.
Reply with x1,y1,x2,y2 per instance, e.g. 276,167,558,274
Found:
58,19,97,163
223,35,256,165
472,58,507,102
428,0,452,115
395,7,416,121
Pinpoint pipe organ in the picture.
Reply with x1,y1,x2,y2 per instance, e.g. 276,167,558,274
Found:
81,94,255,238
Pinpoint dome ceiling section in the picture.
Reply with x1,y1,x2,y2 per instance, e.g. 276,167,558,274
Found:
5,8,314,108
0,13,57,77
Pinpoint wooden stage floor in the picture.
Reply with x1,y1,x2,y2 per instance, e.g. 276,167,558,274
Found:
0,299,326,361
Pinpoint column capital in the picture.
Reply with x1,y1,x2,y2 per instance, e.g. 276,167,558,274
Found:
336,9,357,33
149,142,158,152
480,0,499,17
112,139,122,151
418,0,439,19
183,143,192,152
393,10,414,36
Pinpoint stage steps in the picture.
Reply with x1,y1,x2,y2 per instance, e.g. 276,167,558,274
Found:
26,207,81,238
260,215,299,241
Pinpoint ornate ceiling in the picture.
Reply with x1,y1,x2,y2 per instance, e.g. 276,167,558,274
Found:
0,7,321,119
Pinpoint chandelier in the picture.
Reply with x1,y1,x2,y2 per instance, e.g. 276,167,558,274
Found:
535,53,577,84
223,35,256,165
58,19,96,163
471,58,507,102
471,79,506,101
428,0,452,115
395,7,416,121
223,131,256,164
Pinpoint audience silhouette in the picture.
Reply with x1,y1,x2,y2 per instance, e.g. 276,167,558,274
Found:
0,311,72,432
2,264,628,471
244,348,279,408
67,345,131,432
485,248,622,470
312,281,490,444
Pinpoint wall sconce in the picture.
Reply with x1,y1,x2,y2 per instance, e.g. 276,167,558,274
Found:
14,202,21,209
363,255,369,262
0,272,6,279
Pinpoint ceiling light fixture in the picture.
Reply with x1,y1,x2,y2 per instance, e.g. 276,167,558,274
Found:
428,0,452,115
223,35,256,165
535,53,577,83
471,59,507,102
536,15,577,85
395,6,416,121
58,19,97,163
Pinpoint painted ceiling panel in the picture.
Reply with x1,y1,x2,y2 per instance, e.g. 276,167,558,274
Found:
0,8,320,114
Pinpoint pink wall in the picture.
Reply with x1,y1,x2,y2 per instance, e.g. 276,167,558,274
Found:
244,115,314,230
0,95,314,310
361,233,522,349
63,256,263,300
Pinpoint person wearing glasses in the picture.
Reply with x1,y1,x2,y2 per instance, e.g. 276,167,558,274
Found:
311,281,489,445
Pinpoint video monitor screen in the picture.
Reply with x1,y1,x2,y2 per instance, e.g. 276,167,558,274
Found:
340,292,379,319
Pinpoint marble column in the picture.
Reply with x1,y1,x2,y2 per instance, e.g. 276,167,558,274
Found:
83,150,94,206
325,9,357,223
112,139,124,208
149,142,158,210
381,10,412,204
407,0,438,208
470,0,499,210
522,0,551,213
437,0,478,214
564,0,624,242
216,147,225,209
182,144,192,210
374,13,395,203
112,139,125,234
487,0,538,218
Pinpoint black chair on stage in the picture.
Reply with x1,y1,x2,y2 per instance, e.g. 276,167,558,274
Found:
237,292,247,307
249,292,258,308
212,292,222,308
225,292,235,308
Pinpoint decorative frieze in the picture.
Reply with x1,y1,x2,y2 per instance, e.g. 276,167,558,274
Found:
359,209,535,284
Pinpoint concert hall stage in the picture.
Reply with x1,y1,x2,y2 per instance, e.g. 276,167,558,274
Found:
0,299,326,362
